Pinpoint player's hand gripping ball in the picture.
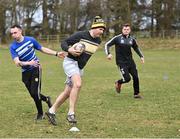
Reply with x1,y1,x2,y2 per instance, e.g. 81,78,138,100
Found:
72,42,85,55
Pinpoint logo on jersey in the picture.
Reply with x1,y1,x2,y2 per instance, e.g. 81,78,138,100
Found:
35,78,39,82
129,39,133,45
120,68,125,74
27,43,33,49
121,39,124,44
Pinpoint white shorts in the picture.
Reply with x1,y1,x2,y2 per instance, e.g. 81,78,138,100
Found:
63,57,83,87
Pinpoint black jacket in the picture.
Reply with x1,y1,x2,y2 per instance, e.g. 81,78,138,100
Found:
105,34,144,65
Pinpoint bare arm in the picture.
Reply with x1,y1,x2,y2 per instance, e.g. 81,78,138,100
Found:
13,57,39,67
40,47,66,58
40,47,58,56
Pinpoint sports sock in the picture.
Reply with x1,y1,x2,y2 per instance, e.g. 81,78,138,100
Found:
40,94,47,102
49,108,55,114
68,111,75,115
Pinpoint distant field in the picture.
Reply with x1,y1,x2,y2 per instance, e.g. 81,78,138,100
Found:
2,38,180,49
0,46,180,138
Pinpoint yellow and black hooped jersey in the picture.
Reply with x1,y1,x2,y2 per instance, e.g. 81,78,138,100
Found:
61,31,101,69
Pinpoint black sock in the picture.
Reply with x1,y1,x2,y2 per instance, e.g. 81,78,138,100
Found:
40,94,47,102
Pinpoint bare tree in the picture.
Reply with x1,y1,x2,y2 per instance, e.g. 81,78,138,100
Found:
0,0,179,39
19,0,42,35
0,2,6,43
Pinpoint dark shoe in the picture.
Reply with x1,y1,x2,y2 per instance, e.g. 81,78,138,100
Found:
45,111,57,126
35,113,45,121
67,114,77,123
115,81,121,93
46,96,52,108
134,94,143,99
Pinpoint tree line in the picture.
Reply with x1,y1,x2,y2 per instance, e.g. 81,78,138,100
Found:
0,0,180,43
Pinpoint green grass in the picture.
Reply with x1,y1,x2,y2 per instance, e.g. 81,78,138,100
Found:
0,47,180,138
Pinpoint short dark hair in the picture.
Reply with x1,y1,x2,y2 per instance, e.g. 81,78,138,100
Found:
122,23,131,28
11,24,22,30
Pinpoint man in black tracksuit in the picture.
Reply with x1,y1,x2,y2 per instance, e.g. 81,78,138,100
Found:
105,23,145,98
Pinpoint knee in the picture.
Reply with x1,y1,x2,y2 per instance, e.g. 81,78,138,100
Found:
124,76,131,83
30,93,39,100
29,91,35,98
73,82,82,89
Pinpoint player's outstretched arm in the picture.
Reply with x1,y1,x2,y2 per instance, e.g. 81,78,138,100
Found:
41,47,66,59
57,51,67,58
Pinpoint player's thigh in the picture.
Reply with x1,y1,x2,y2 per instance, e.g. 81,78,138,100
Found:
31,68,41,95
71,74,82,88
119,64,130,79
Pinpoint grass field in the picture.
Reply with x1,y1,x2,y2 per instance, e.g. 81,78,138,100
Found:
0,46,180,138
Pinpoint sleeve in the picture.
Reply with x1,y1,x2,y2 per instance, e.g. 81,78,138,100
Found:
10,46,18,60
132,38,144,58
30,37,42,50
104,36,116,55
61,32,82,52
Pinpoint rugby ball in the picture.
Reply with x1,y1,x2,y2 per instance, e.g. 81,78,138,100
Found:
72,42,85,54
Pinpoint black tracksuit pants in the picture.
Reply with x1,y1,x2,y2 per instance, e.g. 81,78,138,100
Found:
117,61,140,95
22,66,47,115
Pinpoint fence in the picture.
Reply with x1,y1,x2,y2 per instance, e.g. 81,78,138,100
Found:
37,30,180,44
37,34,68,44
1,30,179,48
134,30,180,39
